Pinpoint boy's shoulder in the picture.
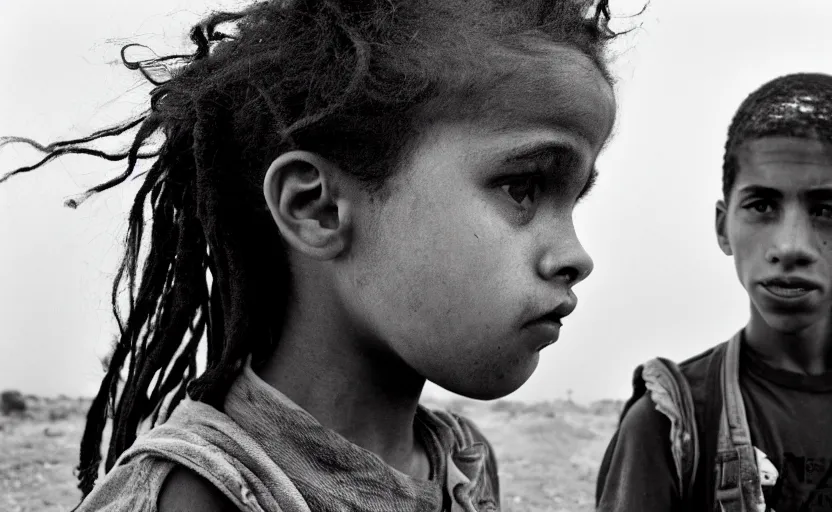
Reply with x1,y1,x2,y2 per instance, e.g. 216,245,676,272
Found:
595,337,733,509
677,340,729,391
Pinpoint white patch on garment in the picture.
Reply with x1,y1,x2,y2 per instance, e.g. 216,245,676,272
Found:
753,447,778,512
755,447,778,487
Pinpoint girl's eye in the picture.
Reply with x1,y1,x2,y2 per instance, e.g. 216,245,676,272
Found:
501,176,542,207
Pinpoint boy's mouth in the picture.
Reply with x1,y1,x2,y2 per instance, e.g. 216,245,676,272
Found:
760,276,820,299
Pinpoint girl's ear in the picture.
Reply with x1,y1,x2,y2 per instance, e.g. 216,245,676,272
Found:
715,199,732,256
263,151,353,260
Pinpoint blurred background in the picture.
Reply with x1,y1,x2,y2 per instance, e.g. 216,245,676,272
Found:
2,0,832,404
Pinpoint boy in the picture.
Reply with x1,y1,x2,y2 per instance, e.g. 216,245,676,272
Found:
596,73,832,511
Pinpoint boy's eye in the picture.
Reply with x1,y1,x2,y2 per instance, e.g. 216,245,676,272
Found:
501,176,542,207
813,205,832,219
745,200,774,214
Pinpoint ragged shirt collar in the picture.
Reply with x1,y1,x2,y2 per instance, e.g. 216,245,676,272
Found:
222,362,493,512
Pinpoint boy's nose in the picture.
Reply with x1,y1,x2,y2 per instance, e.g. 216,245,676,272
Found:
765,214,818,268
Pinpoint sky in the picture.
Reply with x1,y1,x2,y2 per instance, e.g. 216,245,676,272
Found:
2,0,832,403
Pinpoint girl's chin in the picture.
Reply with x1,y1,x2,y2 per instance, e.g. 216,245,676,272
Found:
433,359,538,401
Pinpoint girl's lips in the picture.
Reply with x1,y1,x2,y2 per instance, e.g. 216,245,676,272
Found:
524,319,562,351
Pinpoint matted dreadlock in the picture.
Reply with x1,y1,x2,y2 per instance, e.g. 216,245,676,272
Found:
1,0,621,498
723,72,832,199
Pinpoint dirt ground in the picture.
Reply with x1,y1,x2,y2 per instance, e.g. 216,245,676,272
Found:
0,396,621,512
1,398,91,512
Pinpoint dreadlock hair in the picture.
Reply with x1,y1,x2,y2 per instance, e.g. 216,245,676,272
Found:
722,72,832,200
1,0,622,498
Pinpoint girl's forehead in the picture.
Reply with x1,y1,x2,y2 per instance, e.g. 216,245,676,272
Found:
434,43,616,150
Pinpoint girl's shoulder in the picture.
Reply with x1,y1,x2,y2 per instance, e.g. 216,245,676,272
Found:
420,406,495,451
420,406,501,504
158,465,240,512
74,454,241,512
72,454,180,512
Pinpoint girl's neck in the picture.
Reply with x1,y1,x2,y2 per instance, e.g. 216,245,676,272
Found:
745,308,832,375
255,287,430,479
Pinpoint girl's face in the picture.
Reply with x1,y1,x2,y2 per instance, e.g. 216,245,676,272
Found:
339,45,616,399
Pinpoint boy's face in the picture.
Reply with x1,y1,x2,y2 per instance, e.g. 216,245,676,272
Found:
717,137,832,334
339,45,616,399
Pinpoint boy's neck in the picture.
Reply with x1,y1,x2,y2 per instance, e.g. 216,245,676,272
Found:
745,309,832,375
255,288,430,480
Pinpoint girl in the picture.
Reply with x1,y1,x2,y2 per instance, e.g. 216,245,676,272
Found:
2,1,619,510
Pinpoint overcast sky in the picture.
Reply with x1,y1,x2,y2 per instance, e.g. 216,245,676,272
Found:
2,0,832,403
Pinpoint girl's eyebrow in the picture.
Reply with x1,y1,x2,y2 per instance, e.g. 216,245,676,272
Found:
578,167,599,201
498,140,598,199
500,140,583,165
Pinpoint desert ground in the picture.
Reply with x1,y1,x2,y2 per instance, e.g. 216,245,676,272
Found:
1,394,622,512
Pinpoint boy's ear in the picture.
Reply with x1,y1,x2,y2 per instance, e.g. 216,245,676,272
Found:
715,199,732,256
263,151,352,260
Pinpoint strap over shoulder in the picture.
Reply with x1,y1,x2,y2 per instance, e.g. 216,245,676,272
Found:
715,331,766,512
